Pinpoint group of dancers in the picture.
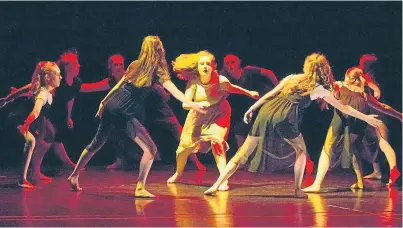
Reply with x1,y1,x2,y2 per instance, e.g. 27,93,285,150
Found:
0,35,401,198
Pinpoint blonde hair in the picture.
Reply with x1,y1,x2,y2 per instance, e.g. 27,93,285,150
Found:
172,50,216,80
30,61,59,96
124,36,169,87
282,53,334,96
344,67,365,90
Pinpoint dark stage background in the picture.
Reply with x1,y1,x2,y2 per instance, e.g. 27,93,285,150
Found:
0,2,401,174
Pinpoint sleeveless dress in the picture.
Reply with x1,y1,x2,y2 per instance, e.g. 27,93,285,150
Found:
178,75,231,155
232,83,330,173
323,84,380,168
8,87,54,142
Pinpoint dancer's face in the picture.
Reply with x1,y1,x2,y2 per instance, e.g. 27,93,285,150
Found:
46,65,62,88
198,55,215,77
108,56,125,81
224,55,241,76
62,54,80,78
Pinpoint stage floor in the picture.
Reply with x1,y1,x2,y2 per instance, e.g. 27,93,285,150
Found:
0,165,401,227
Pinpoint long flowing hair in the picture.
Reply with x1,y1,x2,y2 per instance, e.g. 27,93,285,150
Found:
172,50,216,81
282,53,334,96
30,61,58,96
124,36,169,87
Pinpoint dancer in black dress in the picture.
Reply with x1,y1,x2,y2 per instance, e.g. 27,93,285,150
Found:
67,36,206,197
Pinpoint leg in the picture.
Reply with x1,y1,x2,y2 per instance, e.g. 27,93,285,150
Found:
235,134,246,148
211,147,229,191
51,142,76,168
18,130,36,188
167,116,206,171
375,123,400,185
106,156,125,169
379,138,400,185
126,118,158,198
204,136,259,195
283,134,308,198
68,120,112,191
364,163,382,179
350,154,364,189
302,149,331,193
106,136,130,169
30,139,52,181
303,116,342,193
167,145,194,183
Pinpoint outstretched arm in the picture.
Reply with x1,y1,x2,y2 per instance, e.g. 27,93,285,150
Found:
96,76,126,117
366,94,402,122
220,76,259,99
80,78,110,93
5,83,32,101
0,83,32,109
100,76,126,104
163,80,207,114
248,76,287,112
323,94,382,128
242,77,287,124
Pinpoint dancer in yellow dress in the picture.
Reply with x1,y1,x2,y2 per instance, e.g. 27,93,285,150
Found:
167,51,259,190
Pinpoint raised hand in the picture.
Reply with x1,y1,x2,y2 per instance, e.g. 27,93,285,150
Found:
249,91,260,100
95,103,105,118
365,114,383,128
191,102,207,114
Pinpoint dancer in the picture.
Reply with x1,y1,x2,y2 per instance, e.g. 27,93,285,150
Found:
315,54,401,176
80,54,205,170
167,51,259,190
204,53,382,198
219,54,279,147
220,54,315,175
12,61,62,188
358,54,402,180
68,35,206,198
0,50,81,181
302,67,401,192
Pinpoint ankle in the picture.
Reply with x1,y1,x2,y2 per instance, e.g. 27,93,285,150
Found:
136,182,145,190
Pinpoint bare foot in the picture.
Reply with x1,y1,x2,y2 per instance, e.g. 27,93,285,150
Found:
387,166,401,186
204,186,219,195
18,180,35,189
350,182,363,189
295,189,308,198
106,162,125,169
302,184,321,193
135,188,156,198
363,172,382,180
167,173,182,184
67,176,82,191
218,182,229,191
